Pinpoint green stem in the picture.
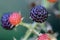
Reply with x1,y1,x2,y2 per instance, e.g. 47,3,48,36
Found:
32,22,40,36
38,22,47,32
20,22,31,29
39,23,45,27
33,29,40,36
22,30,32,40
19,22,32,40
32,22,38,28
19,22,42,40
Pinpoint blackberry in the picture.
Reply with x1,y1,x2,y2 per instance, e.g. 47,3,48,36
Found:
47,0,57,3
1,13,15,30
38,34,51,40
30,5,48,23
9,12,22,25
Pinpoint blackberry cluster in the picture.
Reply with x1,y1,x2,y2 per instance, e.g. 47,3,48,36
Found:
30,5,48,23
1,13,15,30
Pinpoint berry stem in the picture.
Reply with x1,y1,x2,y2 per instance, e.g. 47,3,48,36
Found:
33,29,40,36
20,22,38,30
38,22,47,32
20,22,43,40
20,22,31,29
22,30,32,40
32,22,40,36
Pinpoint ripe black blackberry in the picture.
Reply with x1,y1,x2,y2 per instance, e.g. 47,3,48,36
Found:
1,13,15,30
30,5,48,23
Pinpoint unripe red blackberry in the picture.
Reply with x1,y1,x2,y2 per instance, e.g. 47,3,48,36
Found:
30,5,48,23
47,0,57,3
38,34,51,40
9,12,22,25
1,13,15,30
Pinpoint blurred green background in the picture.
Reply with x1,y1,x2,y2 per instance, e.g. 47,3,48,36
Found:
0,0,60,40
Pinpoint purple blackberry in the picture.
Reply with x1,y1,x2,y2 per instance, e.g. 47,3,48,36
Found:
30,5,48,23
1,13,15,30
